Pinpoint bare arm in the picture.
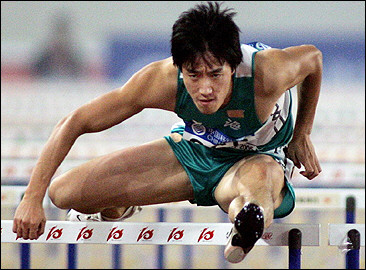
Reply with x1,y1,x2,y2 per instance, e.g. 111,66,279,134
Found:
255,45,323,179
13,57,178,239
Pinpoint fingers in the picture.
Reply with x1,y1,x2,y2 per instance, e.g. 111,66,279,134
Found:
29,227,39,240
286,148,301,169
12,219,45,240
13,219,23,240
291,153,301,169
286,142,322,180
288,152,321,180
299,155,322,180
300,169,317,180
37,220,46,238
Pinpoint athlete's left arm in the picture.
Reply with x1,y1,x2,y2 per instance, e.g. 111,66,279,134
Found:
256,45,323,180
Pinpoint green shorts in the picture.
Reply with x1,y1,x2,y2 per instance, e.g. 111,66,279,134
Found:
164,135,295,219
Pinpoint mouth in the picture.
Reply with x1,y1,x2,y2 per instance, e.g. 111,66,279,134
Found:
198,98,215,106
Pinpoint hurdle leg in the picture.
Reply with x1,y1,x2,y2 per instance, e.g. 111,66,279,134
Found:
68,244,77,269
346,229,360,269
345,196,357,269
20,243,30,269
182,208,193,269
112,245,122,269
157,208,166,269
346,196,356,224
288,228,302,269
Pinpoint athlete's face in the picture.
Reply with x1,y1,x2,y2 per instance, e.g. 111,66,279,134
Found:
182,53,234,115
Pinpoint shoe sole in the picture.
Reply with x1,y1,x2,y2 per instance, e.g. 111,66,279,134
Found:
224,203,264,263
234,202,264,248
224,242,246,263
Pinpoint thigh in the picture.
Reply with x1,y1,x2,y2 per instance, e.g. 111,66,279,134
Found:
51,138,194,209
214,154,285,213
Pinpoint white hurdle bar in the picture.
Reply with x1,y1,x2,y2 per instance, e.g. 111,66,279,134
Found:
2,186,364,268
1,220,320,246
2,220,319,269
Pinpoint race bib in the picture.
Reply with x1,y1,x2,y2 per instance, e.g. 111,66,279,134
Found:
182,120,258,151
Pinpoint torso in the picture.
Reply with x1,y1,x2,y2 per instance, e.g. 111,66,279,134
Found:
171,43,294,152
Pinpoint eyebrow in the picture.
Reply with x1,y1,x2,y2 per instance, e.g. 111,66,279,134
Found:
187,67,224,74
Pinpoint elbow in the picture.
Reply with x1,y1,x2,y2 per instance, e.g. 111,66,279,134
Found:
300,45,322,77
55,110,86,137
307,45,323,69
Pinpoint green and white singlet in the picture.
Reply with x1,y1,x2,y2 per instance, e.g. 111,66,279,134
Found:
165,43,295,218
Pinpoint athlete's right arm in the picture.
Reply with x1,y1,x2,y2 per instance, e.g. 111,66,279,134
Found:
13,57,178,240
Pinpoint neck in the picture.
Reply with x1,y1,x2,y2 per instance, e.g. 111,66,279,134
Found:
220,78,234,109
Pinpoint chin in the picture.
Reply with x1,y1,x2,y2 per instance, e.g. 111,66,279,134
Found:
198,107,217,115
195,100,219,114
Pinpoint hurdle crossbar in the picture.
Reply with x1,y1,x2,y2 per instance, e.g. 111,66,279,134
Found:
1,220,320,246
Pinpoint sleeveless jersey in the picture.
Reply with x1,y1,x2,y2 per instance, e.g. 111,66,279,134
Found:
174,42,293,152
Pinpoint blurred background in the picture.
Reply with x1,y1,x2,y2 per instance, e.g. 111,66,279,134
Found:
1,1,365,269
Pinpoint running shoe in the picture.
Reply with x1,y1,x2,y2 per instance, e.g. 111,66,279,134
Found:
66,206,142,222
224,202,264,263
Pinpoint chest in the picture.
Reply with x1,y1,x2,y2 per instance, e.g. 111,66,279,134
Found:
176,77,264,138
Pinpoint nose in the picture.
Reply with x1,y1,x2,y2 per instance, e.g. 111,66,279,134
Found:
198,78,213,96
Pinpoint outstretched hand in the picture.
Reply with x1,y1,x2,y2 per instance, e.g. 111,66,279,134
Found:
286,134,321,180
12,199,46,240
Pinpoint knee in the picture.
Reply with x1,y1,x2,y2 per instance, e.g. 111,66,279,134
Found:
48,174,105,214
238,155,282,183
170,133,182,143
48,176,74,210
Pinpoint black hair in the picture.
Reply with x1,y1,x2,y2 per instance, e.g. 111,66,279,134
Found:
171,1,243,70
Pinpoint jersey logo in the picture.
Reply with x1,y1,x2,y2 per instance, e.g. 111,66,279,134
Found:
224,118,241,130
191,121,206,135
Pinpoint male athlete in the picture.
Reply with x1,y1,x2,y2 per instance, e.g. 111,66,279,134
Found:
13,2,322,263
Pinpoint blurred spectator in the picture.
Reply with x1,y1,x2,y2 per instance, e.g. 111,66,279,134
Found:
31,10,85,79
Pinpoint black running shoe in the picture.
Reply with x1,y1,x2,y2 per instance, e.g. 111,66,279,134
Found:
224,202,264,263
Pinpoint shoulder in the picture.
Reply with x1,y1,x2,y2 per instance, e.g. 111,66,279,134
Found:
253,48,294,98
254,44,322,72
254,45,322,94
129,57,178,110
134,57,177,83
235,42,272,78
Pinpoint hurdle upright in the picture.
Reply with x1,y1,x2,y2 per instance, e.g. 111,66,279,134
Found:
328,223,365,270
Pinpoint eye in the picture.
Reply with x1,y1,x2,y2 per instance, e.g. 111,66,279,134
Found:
211,73,222,78
188,73,200,80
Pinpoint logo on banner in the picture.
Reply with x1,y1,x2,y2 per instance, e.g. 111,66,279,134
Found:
107,227,124,241
167,227,184,242
137,227,154,242
46,226,63,241
261,232,273,240
197,228,214,242
76,226,93,241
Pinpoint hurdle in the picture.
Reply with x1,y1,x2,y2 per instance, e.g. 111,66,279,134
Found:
341,195,364,269
2,187,364,268
328,223,365,269
1,220,320,269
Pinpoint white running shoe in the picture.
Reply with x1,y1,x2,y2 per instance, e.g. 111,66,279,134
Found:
224,227,253,263
66,206,142,222
224,202,264,263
